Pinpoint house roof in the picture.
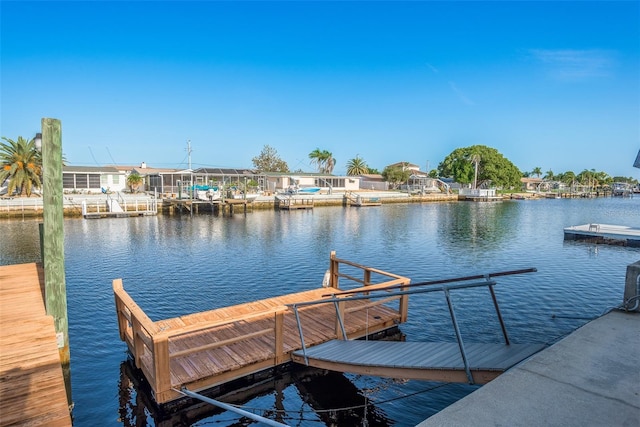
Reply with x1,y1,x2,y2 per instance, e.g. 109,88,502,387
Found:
63,166,119,173
131,167,183,175
195,167,258,175
387,161,420,170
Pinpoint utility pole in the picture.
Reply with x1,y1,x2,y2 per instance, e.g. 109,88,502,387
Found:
187,139,192,170
41,118,72,406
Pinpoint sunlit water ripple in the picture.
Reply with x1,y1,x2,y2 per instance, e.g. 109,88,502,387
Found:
1,197,639,426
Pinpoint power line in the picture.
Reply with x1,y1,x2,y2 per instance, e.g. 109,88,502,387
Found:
106,147,118,166
87,146,100,166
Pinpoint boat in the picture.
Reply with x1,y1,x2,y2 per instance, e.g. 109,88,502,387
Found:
225,191,261,201
192,185,221,201
612,182,633,197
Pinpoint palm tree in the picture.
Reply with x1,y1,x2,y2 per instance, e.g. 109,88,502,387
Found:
309,148,324,172
346,155,368,176
0,136,42,197
127,172,144,193
532,167,542,178
324,152,336,174
308,148,336,174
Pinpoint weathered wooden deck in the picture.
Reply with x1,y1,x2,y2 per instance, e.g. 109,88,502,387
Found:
0,263,72,426
113,252,411,403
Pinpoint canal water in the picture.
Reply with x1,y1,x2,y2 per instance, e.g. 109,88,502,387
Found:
1,197,639,426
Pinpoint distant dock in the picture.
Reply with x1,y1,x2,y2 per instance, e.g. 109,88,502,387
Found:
276,195,314,210
563,223,640,247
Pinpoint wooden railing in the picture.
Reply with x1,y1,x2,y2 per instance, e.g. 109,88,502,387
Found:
113,251,411,403
328,251,410,323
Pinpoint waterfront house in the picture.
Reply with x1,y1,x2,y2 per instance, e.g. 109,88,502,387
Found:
262,172,360,194
358,174,388,191
62,166,127,194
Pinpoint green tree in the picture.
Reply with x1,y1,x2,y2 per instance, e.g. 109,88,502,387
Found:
381,164,411,189
127,172,143,193
544,169,555,181
346,155,368,176
309,148,336,174
252,145,289,172
0,136,42,197
438,145,522,189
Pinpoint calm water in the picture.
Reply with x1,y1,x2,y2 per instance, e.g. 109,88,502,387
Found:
1,197,639,426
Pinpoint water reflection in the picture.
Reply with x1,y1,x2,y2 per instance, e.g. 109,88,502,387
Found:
0,220,42,265
435,202,518,253
117,359,392,427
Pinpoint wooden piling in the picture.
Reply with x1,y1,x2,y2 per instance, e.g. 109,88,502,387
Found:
41,118,72,406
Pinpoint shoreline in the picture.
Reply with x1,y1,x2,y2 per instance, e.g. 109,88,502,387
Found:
0,190,600,219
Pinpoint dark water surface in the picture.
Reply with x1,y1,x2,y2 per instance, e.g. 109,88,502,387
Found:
2,197,639,426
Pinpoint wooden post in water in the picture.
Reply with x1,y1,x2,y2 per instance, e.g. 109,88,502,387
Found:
41,118,72,406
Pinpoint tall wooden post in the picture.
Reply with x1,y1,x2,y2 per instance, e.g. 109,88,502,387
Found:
41,118,72,406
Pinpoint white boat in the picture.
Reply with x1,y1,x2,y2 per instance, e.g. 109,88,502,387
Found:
226,190,261,201
195,187,221,201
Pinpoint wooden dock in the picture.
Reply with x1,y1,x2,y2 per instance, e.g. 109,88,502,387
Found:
0,263,72,426
113,252,410,404
82,197,158,219
276,195,314,210
564,223,640,246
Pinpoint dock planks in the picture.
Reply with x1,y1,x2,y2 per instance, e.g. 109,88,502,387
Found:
0,263,72,427
114,252,411,403
116,286,403,403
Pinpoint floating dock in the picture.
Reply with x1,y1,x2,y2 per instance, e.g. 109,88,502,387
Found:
113,253,545,413
563,223,640,246
113,252,410,404
0,263,72,426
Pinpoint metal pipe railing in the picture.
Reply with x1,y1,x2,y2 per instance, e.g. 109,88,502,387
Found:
325,267,536,297
176,387,290,427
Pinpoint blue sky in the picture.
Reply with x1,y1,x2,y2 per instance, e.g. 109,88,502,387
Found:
2,1,639,178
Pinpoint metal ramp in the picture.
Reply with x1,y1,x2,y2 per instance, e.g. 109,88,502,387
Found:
288,268,544,385
292,340,545,384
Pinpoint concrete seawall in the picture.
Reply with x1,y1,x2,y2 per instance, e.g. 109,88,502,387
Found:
0,191,460,219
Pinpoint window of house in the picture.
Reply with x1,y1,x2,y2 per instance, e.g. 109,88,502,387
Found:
75,174,88,188
63,174,75,189
89,174,101,188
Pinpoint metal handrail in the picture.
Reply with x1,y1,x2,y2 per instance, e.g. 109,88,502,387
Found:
323,267,536,297
288,277,520,385
176,387,290,427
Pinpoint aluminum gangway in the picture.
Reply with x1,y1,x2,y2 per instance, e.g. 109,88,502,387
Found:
288,269,546,385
